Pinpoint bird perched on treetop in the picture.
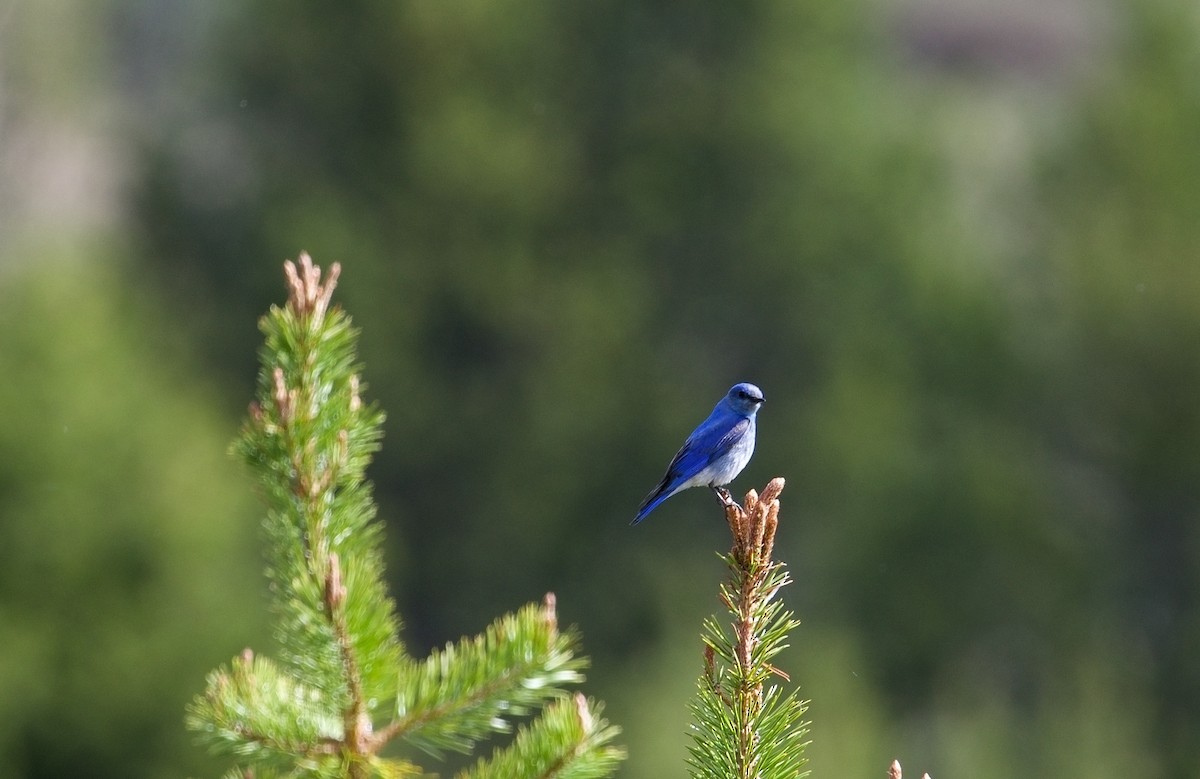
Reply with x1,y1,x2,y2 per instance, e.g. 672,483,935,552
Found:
632,382,765,525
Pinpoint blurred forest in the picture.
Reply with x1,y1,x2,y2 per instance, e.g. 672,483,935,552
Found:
1,0,1198,777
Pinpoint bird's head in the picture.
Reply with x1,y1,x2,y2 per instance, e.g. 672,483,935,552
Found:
726,382,765,415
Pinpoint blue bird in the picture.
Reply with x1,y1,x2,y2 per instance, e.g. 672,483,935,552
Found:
632,383,765,525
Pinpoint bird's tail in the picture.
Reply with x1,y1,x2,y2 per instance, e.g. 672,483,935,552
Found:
631,484,673,526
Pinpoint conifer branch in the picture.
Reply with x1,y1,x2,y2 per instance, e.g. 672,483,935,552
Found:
457,693,625,779
687,478,810,779
189,255,623,778
325,552,371,760
383,594,587,756
187,649,344,771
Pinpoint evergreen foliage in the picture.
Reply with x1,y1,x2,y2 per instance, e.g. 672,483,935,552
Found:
188,255,624,778
688,479,809,779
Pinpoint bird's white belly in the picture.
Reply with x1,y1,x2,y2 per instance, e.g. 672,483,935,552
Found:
677,424,756,492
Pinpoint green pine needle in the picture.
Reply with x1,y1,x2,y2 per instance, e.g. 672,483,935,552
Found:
393,596,588,757
456,694,625,779
188,651,342,775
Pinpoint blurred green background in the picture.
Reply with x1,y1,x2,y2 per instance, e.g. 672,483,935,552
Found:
2,0,1198,776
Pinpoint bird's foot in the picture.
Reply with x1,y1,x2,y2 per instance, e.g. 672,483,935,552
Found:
712,486,737,509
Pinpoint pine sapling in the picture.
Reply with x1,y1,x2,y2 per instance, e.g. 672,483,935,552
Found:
188,254,623,779
687,478,810,779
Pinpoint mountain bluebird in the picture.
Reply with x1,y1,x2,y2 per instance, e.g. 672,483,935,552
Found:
632,382,765,525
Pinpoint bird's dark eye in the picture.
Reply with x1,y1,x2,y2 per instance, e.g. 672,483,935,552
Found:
738,390,749,398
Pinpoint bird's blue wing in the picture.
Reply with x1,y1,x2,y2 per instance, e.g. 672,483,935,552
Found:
632,414,750,524
672,415,750,475
708,416,752,465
